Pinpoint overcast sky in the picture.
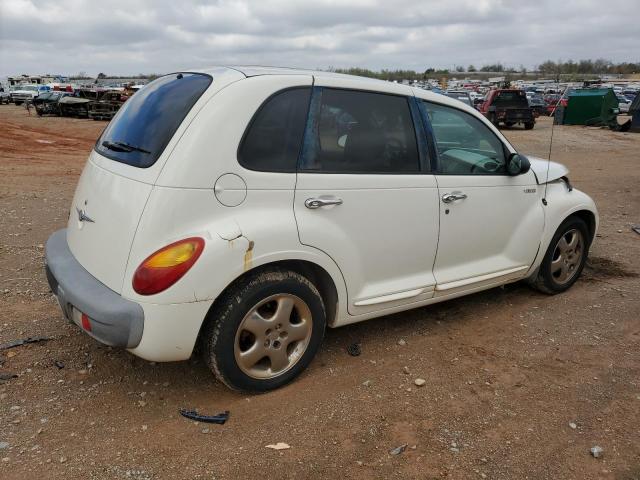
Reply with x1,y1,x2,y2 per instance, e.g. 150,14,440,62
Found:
1,0,638,77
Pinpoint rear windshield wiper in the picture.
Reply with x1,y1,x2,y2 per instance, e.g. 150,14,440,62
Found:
102,140,150,154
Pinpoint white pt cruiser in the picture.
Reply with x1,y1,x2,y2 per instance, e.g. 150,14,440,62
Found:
45,67,598,391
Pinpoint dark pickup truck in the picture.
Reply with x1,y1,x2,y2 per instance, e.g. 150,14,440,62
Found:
478,89,535,130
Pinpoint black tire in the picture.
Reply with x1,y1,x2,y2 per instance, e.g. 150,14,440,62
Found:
202,268,326,392
490,114,500,127
505,122,515,127
531,216,590,294
524,122,534,130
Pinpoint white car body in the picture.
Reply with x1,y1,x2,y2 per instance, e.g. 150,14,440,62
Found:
46,66,598,364
10,84,49,103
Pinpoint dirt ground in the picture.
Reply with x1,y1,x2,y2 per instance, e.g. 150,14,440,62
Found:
0,105,639,480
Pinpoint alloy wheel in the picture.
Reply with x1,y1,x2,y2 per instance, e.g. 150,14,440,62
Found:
550,228,584,285
234,294,313,379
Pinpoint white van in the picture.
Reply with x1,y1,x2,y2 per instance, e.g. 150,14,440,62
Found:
45,67,598,391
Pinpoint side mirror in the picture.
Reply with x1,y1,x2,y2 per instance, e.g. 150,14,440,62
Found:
507,153,530,176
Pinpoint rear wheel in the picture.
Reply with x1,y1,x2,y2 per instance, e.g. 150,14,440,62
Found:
531,217,589,294
202,268,326,392
524,122,534,130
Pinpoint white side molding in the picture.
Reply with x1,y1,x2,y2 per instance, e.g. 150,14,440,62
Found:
354,287,432,306
435,265,529,291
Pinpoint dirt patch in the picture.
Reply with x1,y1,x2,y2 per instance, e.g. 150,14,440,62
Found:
584,256,639,280
0,106,639,480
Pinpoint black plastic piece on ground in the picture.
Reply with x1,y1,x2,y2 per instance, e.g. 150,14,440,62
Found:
179,409,229,424
347,343,361,357
0,336,51,351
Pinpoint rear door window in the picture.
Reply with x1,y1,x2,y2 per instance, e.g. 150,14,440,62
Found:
238,87,311,172
300,88,420,173
95,73,212,168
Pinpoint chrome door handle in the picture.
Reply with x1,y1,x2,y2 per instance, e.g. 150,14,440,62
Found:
441,191,467,203
305,196,343,209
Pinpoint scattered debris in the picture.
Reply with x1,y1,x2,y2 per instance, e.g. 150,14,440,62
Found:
179,409,229,425
632,225,640,235
397,339,407,346
389,444,408,455
569,422,577,429
0,336,51,351
403,366,410,375
0,442,8,450
347,343,361,357
54,360,64,369
0,373,18,382
362,379,372,387
414,378,426,387
590,446,604,458
265,442,290,450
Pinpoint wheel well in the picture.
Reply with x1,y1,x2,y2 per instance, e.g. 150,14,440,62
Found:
202,260,339,332
571,210,596,246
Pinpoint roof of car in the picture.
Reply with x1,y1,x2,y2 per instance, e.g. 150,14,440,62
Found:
187,65,495,120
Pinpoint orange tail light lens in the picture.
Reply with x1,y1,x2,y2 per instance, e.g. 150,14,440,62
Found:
132,237,205,295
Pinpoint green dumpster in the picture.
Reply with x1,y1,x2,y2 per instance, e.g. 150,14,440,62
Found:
562,88,619,126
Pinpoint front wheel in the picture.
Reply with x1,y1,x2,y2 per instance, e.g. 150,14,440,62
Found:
202,268,326,392
531,217,590,294
524,122,534,130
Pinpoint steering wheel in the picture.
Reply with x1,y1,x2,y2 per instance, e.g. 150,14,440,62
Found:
470,158,500,174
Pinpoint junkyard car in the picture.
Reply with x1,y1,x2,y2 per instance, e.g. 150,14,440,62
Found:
45,67,598,391
33,91,71,116
479,89,536,129
10,84,50,105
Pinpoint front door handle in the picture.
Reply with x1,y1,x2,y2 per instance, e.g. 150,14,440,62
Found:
441,191,467,203
305,196,344,209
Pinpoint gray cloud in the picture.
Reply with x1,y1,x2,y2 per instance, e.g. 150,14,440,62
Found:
1,0,638,76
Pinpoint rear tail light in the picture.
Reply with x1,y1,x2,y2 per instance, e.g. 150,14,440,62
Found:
81,313,92,332
132,237,205,295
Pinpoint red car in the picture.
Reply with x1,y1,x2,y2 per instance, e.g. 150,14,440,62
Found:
478,89,535,129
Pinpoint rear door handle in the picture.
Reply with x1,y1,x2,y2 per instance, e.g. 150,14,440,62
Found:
441,191,467,203
305,196,343,209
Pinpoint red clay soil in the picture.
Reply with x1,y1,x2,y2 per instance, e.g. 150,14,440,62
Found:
1,106,639,479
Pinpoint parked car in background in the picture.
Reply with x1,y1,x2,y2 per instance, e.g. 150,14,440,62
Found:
544,94,568,116
616,94,631,114
45,67,598,392
478,89,535,129
443,90,473,107
0,89,10,104
88,91,131,121
528,95,547,117
33,91,72,116
10,84,50,105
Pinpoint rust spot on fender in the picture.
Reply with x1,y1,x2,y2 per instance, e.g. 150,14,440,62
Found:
243,240,255,271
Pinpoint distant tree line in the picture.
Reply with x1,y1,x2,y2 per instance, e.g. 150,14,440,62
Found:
537,59,640,75
67,59,637,83
330,59,638,81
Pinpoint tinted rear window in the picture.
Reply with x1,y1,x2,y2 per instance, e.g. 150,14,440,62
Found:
238,87,311,172
95,73,212,168
493,91,528,107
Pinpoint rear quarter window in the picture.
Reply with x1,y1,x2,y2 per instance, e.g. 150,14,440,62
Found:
238,87,311,172
95,73,212,168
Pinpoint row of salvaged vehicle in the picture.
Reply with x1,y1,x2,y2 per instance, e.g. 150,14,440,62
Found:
32,88,132,120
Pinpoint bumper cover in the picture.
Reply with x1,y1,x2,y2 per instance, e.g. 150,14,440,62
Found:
45,229,144,348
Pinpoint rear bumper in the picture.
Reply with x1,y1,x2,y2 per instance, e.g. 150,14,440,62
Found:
45,229,144,348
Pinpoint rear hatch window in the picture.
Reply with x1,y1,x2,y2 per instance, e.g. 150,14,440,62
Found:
95,73,212,168
493,91,528,108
